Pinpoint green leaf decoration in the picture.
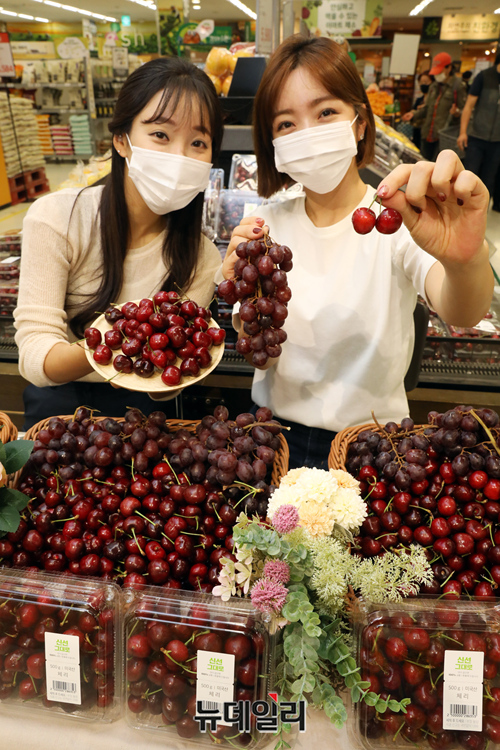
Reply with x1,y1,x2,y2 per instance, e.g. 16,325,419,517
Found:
0,502,21,533
0,487,30,511
0,440,6,464
3,440,35,474
364,692,379,707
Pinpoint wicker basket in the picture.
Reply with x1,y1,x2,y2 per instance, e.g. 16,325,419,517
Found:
0,411,18,445
17,414,289,488
328,422,379,472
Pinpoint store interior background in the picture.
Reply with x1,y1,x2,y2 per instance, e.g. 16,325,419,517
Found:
1,0,500,427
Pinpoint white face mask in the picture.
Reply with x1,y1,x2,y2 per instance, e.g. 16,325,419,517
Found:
434,72,447,83
273,117,359,194
125,134,212,215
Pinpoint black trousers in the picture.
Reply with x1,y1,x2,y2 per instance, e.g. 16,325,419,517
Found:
464,136,500,196
22,382,178,431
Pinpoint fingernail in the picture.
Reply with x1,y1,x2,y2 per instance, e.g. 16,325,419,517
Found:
377,185,388,197
457,198,464,206
437,192,446,202
411,205,422,214
253,227,261,234
255,218,265,225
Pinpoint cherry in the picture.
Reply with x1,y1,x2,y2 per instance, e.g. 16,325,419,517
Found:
375,208,403,234
385,636,408,662
93,344,113,365
84,327,102,349
404,628,430,652
351,207,377,234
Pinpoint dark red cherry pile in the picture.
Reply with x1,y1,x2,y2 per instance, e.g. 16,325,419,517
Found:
358,603,500,749
352,206,403,235
125,595,267,744
10,404,283,590
84,291,225,387
0,579,117,715
217,236,292,367
349,406,500,599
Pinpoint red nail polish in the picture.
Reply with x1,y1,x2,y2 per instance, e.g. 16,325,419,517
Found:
438,192,446,202
253,227,261,234
457,198,464,206
377,185,387,197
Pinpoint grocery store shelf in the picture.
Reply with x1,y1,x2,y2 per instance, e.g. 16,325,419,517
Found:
7,82,85,89
37,108,87,114
95,98,118,104
45,154,93,162
221,126,253,152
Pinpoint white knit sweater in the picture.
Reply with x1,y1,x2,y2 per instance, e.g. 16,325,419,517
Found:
14,186,221,387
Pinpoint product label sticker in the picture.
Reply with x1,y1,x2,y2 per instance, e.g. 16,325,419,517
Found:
44,631,81,705
196,649,236,726
442,650,483,732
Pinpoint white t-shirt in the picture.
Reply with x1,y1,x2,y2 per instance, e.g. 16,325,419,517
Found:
250,186,437,431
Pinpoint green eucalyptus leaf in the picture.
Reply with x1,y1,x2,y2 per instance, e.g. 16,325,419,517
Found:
3,440,35,474
363,692,379,707
0,502,21,533
0,487,30,512
0,441,6,464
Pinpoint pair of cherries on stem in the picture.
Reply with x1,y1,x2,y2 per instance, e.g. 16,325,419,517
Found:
352,194,403,235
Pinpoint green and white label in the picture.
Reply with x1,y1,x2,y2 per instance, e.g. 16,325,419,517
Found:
196,649,236,726
443,650,483,732
45,631,81,705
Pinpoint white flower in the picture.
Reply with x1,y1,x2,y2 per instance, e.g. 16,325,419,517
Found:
329,469,361,493
212,557,237,601
0,462,6,489
234,549,254,594
330,487,367,531
298,500,336,538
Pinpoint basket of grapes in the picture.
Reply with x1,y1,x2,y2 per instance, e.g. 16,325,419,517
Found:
0,411,17,445
329,406,500,600
8,404,289,589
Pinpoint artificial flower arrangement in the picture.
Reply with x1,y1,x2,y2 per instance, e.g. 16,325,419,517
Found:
213,467,434,738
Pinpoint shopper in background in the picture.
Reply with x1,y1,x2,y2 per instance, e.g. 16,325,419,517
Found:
222,35,492,470
408,71,433,151
15,57,223,429
462,69,473,93
402,52,466,161
457,51,500,199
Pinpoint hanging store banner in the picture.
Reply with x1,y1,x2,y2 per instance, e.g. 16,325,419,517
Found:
301,0,383,39
440,14,500,40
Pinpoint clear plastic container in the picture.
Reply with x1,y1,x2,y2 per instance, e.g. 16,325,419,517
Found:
203,168,224,242
228,154,258,190
0,256,20,283
0,232,21,255
0,568,121,722
123,587,275,747
351,597,500,750
217,189,264,241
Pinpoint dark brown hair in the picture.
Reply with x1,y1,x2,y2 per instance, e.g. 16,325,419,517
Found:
253,35,376,198
70,57,223,338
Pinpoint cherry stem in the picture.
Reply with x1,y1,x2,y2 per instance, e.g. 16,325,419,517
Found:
131,528,144,556
471,409,500,458
60,604,73,627
162,456,179,484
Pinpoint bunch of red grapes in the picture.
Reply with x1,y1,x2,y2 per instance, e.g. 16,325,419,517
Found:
0,578,117,715
217,237,292,367
125,596,266,744
8,404,283,591
84,291,225,387
349,406,500,599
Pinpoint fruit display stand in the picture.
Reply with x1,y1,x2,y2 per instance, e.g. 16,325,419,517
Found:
0,410,17,443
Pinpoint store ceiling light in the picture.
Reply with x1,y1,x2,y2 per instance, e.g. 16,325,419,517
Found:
34,0,116,21
225,0,256,20
18,13,34,18
35,16,49,21
0,8,17,14
126,0,157,9
409,0,434,16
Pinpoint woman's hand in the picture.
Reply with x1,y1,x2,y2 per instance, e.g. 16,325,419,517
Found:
222,216,268,280
377,149,488,268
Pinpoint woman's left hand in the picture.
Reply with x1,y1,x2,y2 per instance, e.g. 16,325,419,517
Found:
377,149,489,268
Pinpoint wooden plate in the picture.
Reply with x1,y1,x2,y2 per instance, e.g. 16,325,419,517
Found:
84,302,225,393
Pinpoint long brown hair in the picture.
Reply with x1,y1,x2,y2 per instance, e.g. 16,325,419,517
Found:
70,57,223,338
253,35,375,198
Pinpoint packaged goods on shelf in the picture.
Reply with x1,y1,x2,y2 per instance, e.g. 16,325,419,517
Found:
217,189,265,241
0,230,21,254
56,152,111,190
36,114,54,155
352,597,500,750
0,568,121,723
229,154,258,190
373,115,422,176
0,94,45,177
123,586,275,747
50,124,73,156
202,167,224,241
69,114,92,156
0,315,15,345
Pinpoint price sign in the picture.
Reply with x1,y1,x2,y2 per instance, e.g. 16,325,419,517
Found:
0,32,15,78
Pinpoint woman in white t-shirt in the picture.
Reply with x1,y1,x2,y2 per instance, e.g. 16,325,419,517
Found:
222,35,493,470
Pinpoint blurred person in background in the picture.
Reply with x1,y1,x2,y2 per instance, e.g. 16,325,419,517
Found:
403,52,466,161
407,71,433,151
462,69,473,93
457,51,500,201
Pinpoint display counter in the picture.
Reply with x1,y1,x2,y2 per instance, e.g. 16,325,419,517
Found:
0,705,349,750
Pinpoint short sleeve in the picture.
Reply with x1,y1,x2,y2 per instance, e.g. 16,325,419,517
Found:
469,72,483,97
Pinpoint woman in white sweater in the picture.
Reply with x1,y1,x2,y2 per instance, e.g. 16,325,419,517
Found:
223,35,493,470
15,57,223,428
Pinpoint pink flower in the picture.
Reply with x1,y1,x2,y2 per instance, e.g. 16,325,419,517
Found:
271,504,299,534
250,578,288,614
262,560,290,584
